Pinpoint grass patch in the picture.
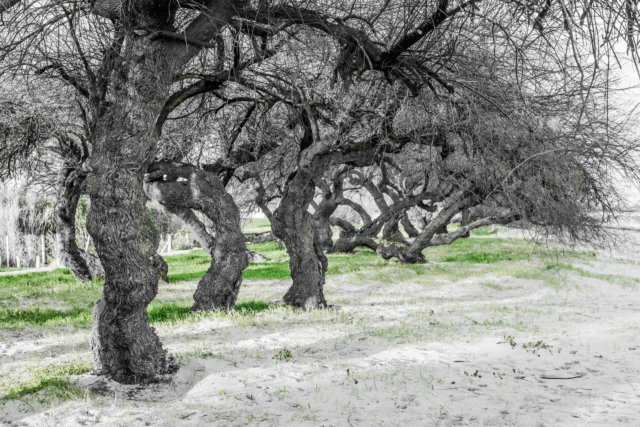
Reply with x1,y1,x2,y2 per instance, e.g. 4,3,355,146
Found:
0,237,597,329
425,237,594,264
167,245,386,283
0,269,77,288
243,262,291,281
235,300,271,313
163,238,596,286
1,362,91,402
148,300,273,324
0,300,273,328
467,317,531,332
147,303,192,323
0,307,91,328
273,348,293,362
167,259,293,283
522,340,554,354
472,229,497,236
433,238,537,263
544,262,640,288
442,251,523,263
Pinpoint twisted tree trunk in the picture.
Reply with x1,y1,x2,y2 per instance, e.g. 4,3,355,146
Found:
55,167,93,281
272,170,328,309
145,161,248,311
84,38,178,383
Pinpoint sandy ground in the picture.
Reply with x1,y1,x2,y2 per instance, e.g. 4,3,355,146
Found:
1,245,640,426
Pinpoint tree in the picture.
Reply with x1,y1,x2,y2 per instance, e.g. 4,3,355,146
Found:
0,89,105,278
2,0,637,382
145,161,248,311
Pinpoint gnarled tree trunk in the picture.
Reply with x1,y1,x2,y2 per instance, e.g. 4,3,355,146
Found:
272,170,328,309
84,37,178,383
145,161,248,311
56,167,93,282
56,166,106,281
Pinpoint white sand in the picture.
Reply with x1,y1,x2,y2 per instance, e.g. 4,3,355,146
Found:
1,249,640,426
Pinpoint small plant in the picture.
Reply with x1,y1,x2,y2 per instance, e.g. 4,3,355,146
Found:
499,334,517,348
273,348,293,362
275,386,288,400
522,340,553,355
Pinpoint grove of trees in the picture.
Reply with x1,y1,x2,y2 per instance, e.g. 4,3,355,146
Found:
1,0,639,384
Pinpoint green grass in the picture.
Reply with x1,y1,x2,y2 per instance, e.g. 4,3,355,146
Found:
242,263,291,281
544,261,640,288
147,303,192,323
0,307,91,328
235,300,271,313
0,235,614,404
425,237,593,264
472,229,497,236
0,300,274,328
0,270,102,310
273,348,293,362
1,362,91,402
0,269,78,287
166,244,385,283
0,237,599,330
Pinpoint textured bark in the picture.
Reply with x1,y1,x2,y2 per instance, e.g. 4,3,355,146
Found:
272,170,327,309
145,161,248,311
55,167,93,282
400,213,420,238
382,218,408,243
400,192,470,262
313,168,349,251
84,37,178,384
87,163,173,383
56,167,107,281
331,233,378,253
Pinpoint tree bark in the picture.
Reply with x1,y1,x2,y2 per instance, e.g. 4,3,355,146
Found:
145,161,248,311
55,167,94,282
272,170,328,309
86,162,173,383
84,38,179,383
400,192,470,262
315,215,334,251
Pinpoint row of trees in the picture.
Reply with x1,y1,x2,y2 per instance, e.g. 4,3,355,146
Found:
1,0,639,383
